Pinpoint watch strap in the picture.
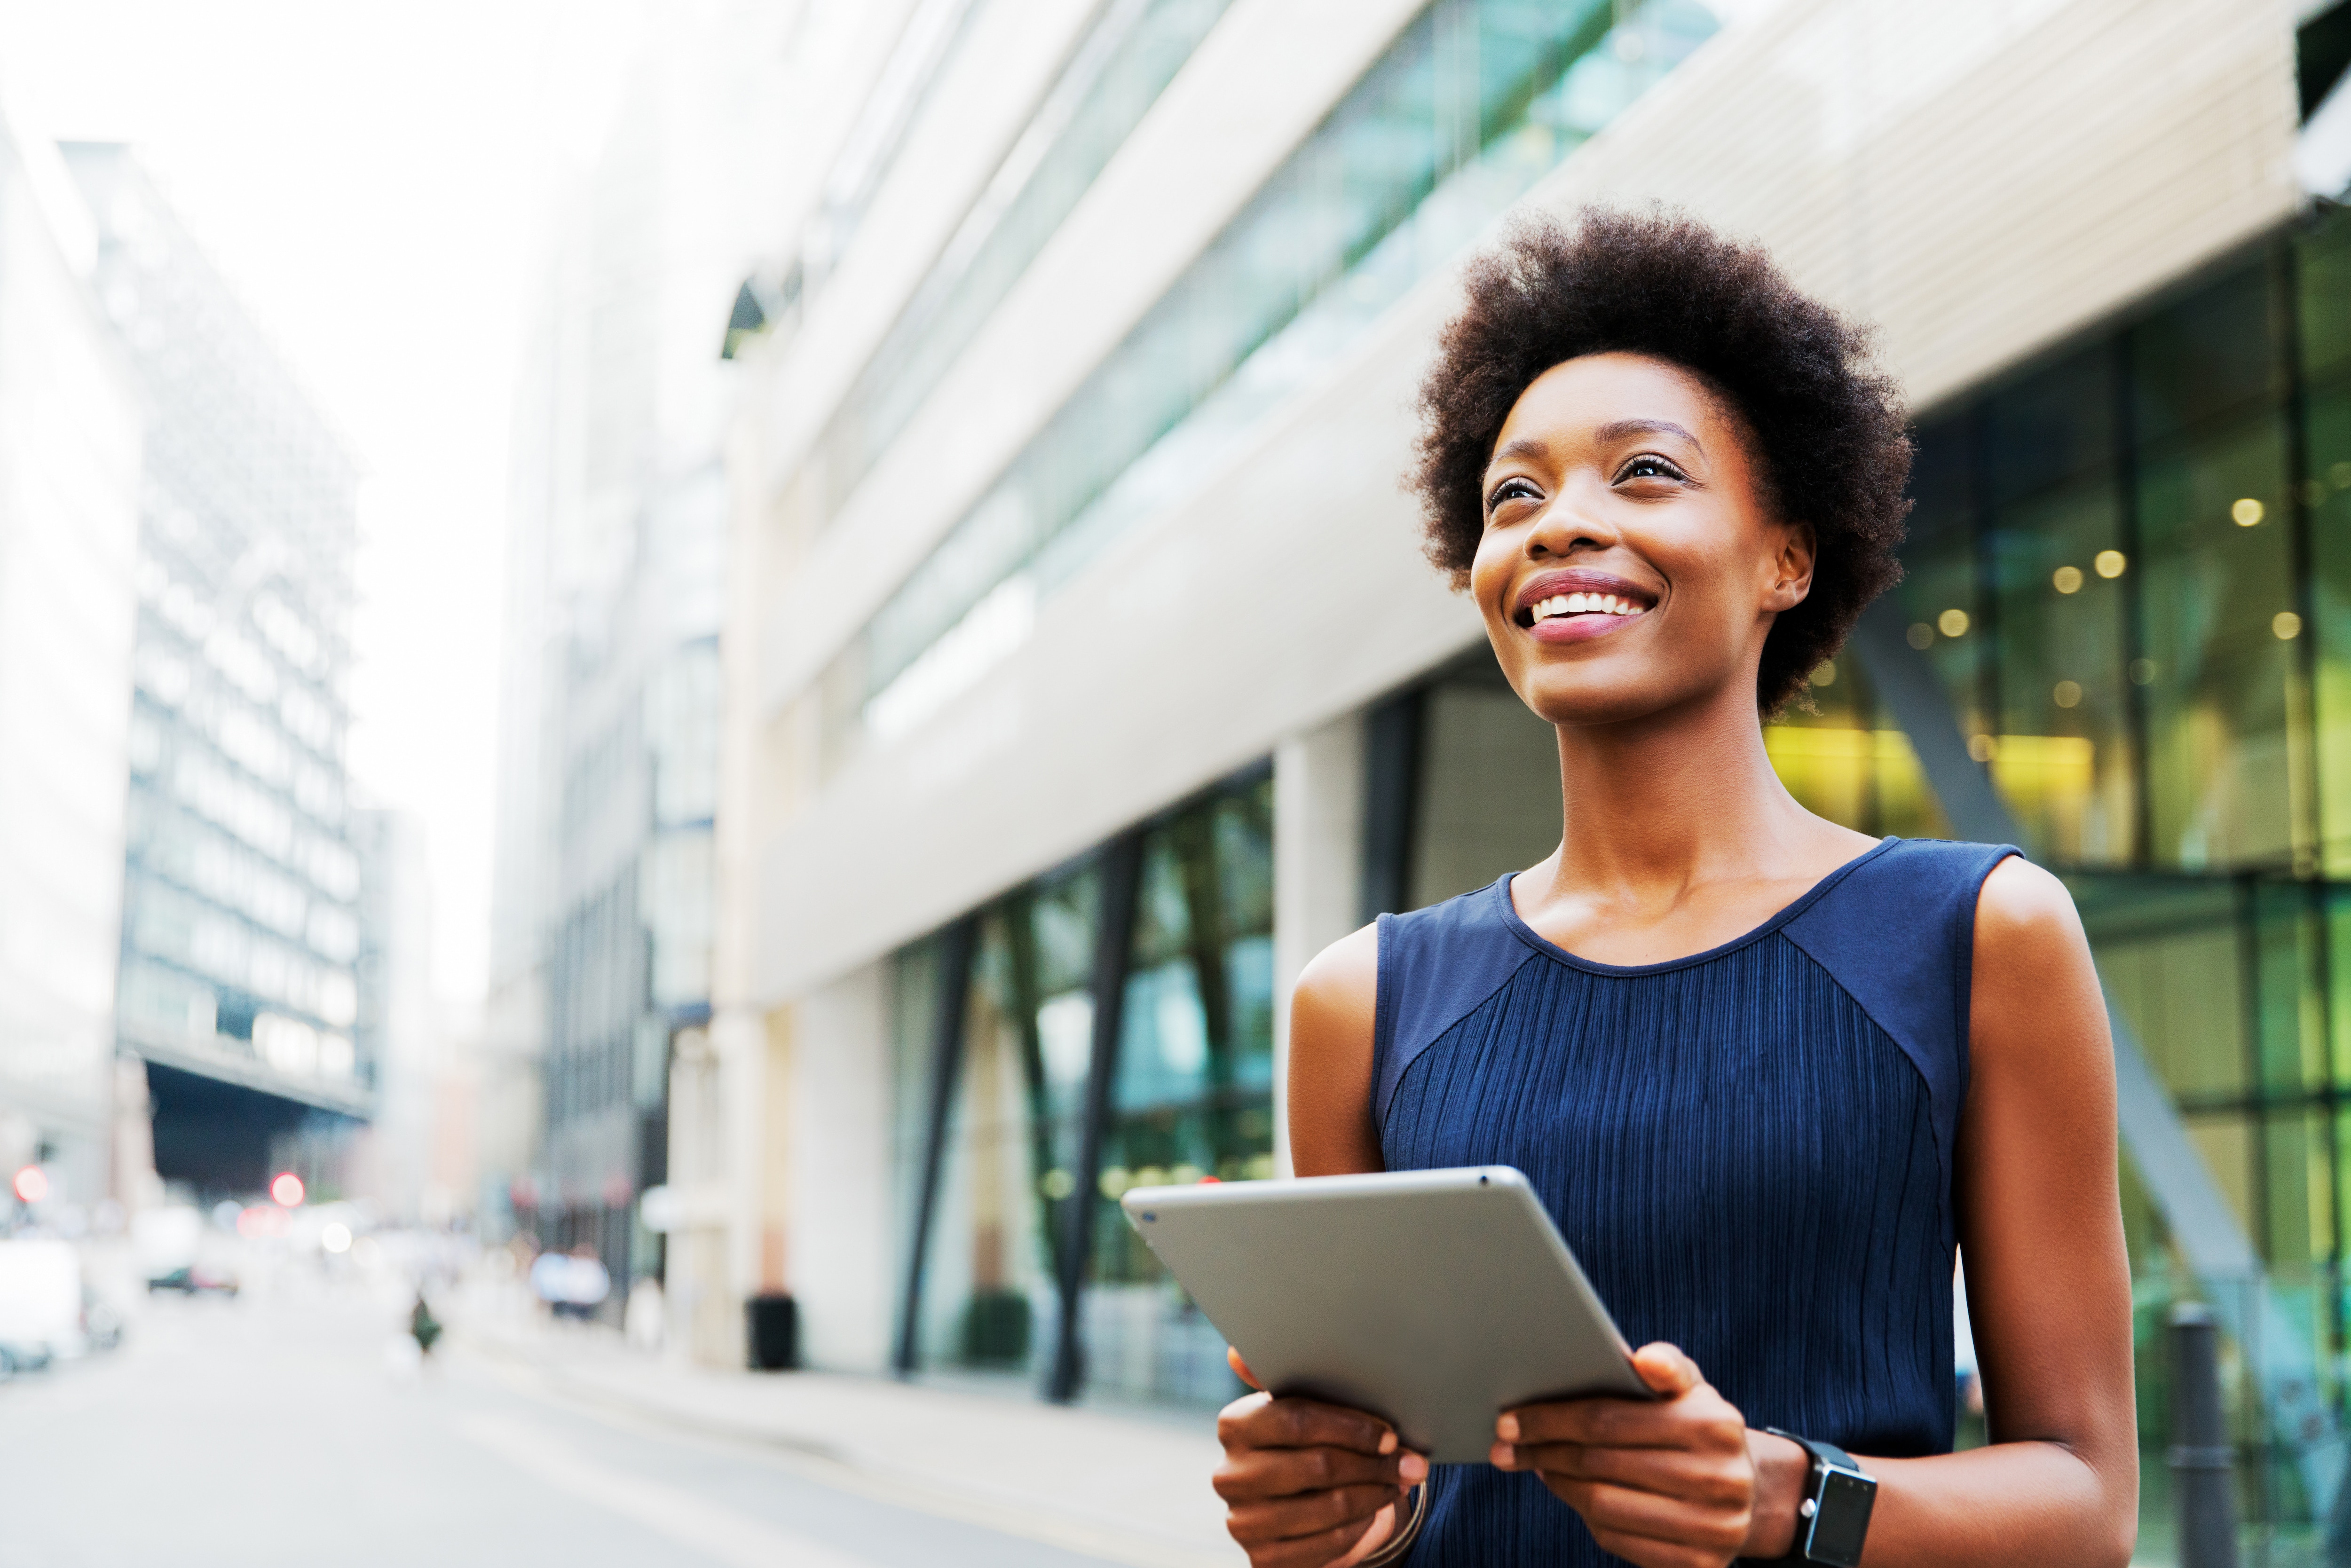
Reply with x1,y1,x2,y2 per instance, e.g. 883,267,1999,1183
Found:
1765,1428,1865,1476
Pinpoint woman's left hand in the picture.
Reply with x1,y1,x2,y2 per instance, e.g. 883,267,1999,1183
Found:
1492,1341,1781,1568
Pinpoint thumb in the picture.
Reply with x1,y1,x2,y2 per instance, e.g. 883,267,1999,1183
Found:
1632,1341,1703,1398
1227,1346,1264,1390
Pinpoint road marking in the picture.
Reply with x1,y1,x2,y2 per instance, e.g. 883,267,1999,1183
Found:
455,1410,879,1568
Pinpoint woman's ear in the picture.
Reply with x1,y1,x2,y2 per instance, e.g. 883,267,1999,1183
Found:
1765,521,1816,612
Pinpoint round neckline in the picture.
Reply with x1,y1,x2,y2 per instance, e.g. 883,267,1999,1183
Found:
1492,835,1900,977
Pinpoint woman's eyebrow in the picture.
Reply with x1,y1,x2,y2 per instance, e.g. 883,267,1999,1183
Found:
1594,418,1703,451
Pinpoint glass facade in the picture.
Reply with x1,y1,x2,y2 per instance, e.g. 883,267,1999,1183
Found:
838,0,1721,754
64,146,367,1133
535,468,727,1300
1754,212,2351,1555
893,769,1273,1403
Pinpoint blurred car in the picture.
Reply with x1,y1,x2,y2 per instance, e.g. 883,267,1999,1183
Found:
145,1263,239,1297
0,1240,81,1367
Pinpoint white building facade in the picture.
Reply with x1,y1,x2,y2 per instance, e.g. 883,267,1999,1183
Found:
0,110,142,1212
707,0,2318,1445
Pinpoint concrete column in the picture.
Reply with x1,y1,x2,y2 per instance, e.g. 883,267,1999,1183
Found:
787,962,894,1371
706,1002,767,1364
1273,712,1367,1178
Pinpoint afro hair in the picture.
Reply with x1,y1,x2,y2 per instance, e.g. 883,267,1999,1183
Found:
1411,207,1911,715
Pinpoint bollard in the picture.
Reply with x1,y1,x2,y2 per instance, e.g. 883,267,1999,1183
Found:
2170,1302,2238,1568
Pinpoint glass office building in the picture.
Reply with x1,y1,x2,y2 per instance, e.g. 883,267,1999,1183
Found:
831,0,1720,756
63,145,368,1195
725,0,2320,1555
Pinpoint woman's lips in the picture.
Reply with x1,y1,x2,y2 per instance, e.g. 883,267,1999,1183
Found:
1528,609,1644,644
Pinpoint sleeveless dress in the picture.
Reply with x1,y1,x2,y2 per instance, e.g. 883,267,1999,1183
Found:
1372,836,2017,1566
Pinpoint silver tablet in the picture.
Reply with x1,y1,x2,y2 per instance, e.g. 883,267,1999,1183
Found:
1120,1166,1650,1462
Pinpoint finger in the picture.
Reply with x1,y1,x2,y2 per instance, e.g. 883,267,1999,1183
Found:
1547,1477,1751,1559
1632,1341,1702,1397
1500,1386,1744,1450
1224,1483,1401,1547
1507,1440,1751,1507
1228,1509,1385,1568
1213,1445,1415,1503
1223,1393,1399,1456
1228,1345,1264,1390
1584,1527,1745,1568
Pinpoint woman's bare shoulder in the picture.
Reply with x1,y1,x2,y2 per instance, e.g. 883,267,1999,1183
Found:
1968,855,2109,1080
1288,923,1382,1175
1295,922,1378,1018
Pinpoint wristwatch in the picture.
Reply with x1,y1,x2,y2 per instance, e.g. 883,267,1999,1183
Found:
1762,1429,1876,1567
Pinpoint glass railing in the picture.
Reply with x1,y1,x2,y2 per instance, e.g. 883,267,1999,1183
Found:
840,0,1723,752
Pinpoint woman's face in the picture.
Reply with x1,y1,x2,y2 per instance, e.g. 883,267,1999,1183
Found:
1470,352,1813,729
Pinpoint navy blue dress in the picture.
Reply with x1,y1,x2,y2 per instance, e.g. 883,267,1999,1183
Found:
1373,837,2016,1566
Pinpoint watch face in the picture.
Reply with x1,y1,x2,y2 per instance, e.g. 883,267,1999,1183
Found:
1805,1470,1877,1568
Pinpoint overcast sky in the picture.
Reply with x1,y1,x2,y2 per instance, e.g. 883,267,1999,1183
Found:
0,0,649,1010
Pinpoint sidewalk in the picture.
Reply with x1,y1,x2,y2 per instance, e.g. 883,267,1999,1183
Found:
458,1312,1241,1568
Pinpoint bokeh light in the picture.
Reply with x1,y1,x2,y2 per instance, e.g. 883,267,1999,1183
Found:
12,1166,48,1203
236,1204,290,1239
269,1172,305,1207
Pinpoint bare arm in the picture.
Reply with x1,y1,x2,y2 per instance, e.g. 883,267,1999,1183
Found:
1287,923,1383,1178
1215,924,1417,1568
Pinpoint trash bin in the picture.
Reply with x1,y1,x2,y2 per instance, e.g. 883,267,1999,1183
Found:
746,1293,797,1371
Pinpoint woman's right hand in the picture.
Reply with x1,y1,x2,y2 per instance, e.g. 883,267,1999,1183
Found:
1214,1348,1428,1567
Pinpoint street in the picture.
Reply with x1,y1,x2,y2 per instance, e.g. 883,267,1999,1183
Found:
0,1276,1220,1568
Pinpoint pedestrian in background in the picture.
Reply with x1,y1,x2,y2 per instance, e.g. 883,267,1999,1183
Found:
409,1292,441,1359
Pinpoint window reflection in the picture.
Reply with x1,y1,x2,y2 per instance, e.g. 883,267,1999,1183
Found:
2136,412,2299,869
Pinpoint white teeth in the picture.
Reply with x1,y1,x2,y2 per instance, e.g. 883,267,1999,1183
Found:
1528,590,1650,622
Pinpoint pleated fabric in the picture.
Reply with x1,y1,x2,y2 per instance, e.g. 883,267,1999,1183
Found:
1373,837,2016,1566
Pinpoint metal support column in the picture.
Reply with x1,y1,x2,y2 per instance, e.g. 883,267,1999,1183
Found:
2171,1302,2241,1568
893,914,978,1377
1850,597,2346,1516
1049,828,1146,1404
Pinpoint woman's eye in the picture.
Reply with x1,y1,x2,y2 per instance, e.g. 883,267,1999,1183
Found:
1617,455,1686,483
1487,478,1541,513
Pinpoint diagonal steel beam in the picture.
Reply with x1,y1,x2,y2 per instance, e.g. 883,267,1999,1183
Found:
1849,599,2345,1515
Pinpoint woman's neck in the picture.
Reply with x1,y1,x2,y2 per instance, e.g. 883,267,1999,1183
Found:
1544,678,1850,903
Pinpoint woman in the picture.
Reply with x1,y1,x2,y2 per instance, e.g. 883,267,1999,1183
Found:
1210,210,2138,1566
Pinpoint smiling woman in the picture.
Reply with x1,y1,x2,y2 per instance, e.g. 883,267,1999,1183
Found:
1207,211,2139,1568
1414,211,1912,717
